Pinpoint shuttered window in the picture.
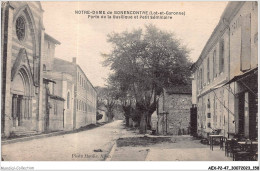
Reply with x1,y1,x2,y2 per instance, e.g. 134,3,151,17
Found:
241,13,251,71
219,40,224,73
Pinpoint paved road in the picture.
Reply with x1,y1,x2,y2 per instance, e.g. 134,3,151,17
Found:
2,120,125,161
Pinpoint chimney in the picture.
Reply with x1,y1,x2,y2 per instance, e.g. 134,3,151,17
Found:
72,57,76,64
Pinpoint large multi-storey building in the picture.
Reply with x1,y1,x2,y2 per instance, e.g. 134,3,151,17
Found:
191,2,258,139
53,57,97,129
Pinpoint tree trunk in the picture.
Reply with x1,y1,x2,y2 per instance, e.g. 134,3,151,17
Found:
125,116,129,127
139,112,147,134
147,115,152,130
107,111,113,122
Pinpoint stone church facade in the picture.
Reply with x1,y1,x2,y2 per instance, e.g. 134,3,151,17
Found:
1,2,45,137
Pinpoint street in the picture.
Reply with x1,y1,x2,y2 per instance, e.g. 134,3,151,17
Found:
2,120,125,161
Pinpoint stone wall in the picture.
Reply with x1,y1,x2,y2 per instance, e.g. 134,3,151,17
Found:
158,93,192,135
48,97,64,131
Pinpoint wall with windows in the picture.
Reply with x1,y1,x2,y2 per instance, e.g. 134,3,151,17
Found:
44,71,74,131
53,58,96,129
229,1,258,79
194,18,230,137
195,28,229,98
192,2,258,138
75,67,97,128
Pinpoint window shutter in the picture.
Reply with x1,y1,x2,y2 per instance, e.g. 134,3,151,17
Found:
241,13,251,72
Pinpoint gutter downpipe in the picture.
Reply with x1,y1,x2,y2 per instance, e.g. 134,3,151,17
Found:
225,18,231,139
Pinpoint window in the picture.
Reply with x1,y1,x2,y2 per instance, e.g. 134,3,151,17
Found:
202,66,204,86
197,71,200,91
207,113,211,118
16,16,26,41
207,57,210,83
67,92,70,109
199,68,203,89
48,82,54,95
219,40,224,73
54,102,57,115
43,64,46,71
241,14,251,71
207,99,210,108
207,122,211,128
80,77,82,86
80,75,82,85
213,50,216,78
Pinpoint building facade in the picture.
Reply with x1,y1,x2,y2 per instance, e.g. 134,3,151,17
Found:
42,33,70,132
153,85,192,135
191,2,258,139
1,2,45,137
53,58,97,129
1,2,97,137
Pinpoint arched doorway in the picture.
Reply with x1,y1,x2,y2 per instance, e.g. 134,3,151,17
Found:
11,67,32,127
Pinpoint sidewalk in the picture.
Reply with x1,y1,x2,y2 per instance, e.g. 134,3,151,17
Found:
109,132,232,161
1,122,108,145
145,148,232,161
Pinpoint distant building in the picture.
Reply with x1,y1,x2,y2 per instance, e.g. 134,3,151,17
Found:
53,57,97,129
97,105,108,123
191,2,258,139
154,85,192,135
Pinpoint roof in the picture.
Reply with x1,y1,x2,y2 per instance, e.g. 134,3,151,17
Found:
54,57,97,93
165,84,192,95
44,33,61,45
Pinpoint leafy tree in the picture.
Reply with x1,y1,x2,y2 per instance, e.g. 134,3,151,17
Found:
95,86,118,122
103,24,191,133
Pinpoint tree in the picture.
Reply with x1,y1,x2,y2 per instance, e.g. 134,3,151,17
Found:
103,24,191,133
95,86,118,122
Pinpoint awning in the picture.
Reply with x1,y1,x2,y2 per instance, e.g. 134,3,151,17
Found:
224,67,258,85
210,82,227,91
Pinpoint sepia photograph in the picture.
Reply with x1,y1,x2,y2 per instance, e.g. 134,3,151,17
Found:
0,0,259,170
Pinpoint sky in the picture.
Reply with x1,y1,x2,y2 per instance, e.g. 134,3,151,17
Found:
41,1,228,87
